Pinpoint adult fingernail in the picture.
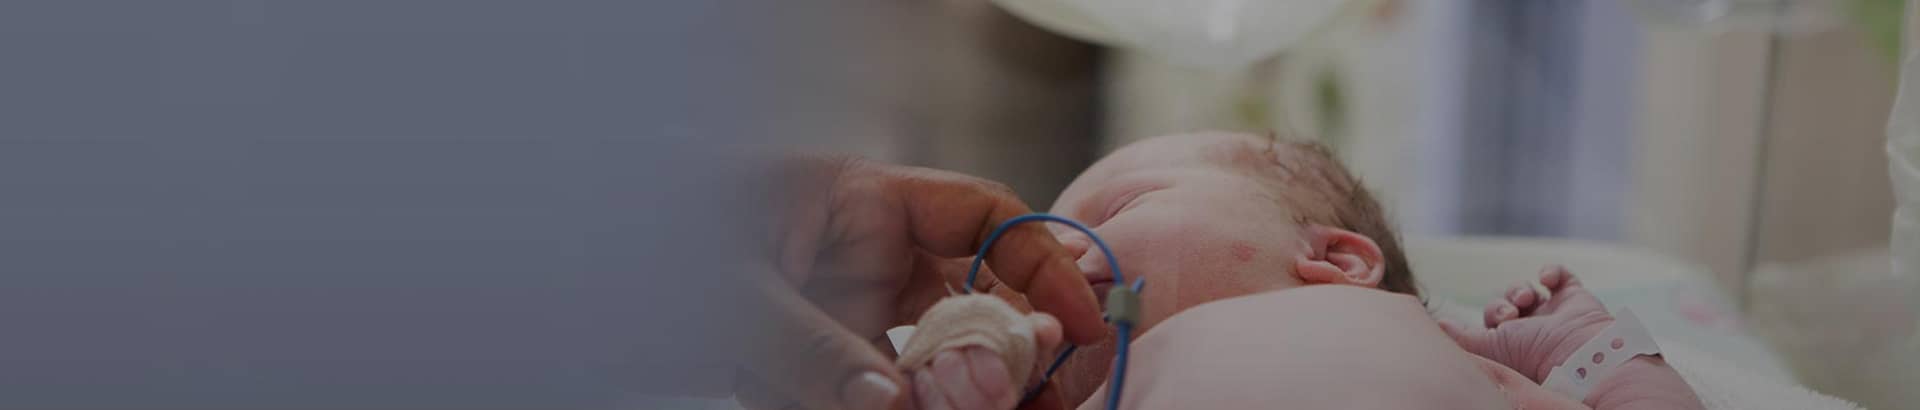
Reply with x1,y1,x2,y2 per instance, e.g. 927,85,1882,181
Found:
843,371,900,410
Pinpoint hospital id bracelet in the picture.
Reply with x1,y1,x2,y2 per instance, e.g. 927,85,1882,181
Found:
1540,309,1661,402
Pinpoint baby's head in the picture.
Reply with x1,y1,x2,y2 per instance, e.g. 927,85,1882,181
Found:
1044,131,1415,400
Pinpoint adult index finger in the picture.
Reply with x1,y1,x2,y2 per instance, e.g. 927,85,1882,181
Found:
873,164,1103,344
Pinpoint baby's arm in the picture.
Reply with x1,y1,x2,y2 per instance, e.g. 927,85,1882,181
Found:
1587,356,1699,409
1442,266,1704,410
1471,346,1695,410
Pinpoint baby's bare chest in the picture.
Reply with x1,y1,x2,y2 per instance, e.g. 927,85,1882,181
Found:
1083,287,1513,409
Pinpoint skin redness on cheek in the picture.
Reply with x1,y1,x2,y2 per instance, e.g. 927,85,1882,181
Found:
1228,243,1256,263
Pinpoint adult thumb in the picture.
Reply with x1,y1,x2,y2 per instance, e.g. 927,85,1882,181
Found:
738,279,906,410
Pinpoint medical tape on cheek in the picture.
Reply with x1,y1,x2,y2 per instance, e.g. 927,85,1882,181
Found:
1540,309,1661,402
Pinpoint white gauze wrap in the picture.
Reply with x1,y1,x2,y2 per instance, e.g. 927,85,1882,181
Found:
895,294,1037,389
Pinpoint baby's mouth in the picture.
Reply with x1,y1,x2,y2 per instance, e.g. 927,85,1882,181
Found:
1079,254,1114,305
1084,272,1114,307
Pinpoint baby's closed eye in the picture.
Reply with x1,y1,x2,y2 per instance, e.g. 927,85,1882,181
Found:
1092,182,1164,224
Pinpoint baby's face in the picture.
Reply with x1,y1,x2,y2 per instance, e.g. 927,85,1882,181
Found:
1049,132,1311,333
1044,132,1319,401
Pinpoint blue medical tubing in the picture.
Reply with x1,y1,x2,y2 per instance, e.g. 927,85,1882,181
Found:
962,213,1139,410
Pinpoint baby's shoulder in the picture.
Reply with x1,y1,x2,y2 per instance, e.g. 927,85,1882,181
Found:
1115,285,1509,410
1142,284,1439,349
1186,285,1426,322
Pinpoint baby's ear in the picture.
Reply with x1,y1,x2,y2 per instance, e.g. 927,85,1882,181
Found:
1292,225,1385,288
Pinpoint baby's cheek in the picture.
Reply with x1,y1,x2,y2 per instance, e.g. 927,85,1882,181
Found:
1136,228,1253,319
1105,211,1292,327
1165,249,1297,323
1228,243,1257,263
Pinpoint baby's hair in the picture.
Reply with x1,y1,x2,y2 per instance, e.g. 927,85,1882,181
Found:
1256,132,1419,298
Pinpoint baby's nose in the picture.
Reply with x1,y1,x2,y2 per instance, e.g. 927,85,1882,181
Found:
1056,234,1092,260
1055,233,1111,279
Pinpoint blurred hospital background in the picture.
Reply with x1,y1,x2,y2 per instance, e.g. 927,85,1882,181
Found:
3,0,1916,408
770,0,1916,407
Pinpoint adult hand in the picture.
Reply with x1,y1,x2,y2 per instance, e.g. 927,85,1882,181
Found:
734,156,1103,410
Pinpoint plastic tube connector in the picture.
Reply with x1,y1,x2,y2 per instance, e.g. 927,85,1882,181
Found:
1105,287,1141,325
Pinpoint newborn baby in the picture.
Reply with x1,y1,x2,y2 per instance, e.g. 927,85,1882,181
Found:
1039,131,1419,405
900,132,1702,409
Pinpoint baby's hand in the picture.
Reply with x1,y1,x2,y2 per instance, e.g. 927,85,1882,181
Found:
903,310,1065,410
1442,266,1704,409
1440,266,1614,383
898,295,1067,410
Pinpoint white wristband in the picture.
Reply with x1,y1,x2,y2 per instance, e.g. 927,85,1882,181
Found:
1541,309,1661,401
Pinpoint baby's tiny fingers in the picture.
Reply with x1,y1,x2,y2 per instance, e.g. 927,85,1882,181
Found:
1024,313,1064,389
1506,282,1538,312
962,347,1018,409
933,350,995,410
914,368,956,410
1538,265,1579,291
1484,299,1519,327
1028,313,1063,355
